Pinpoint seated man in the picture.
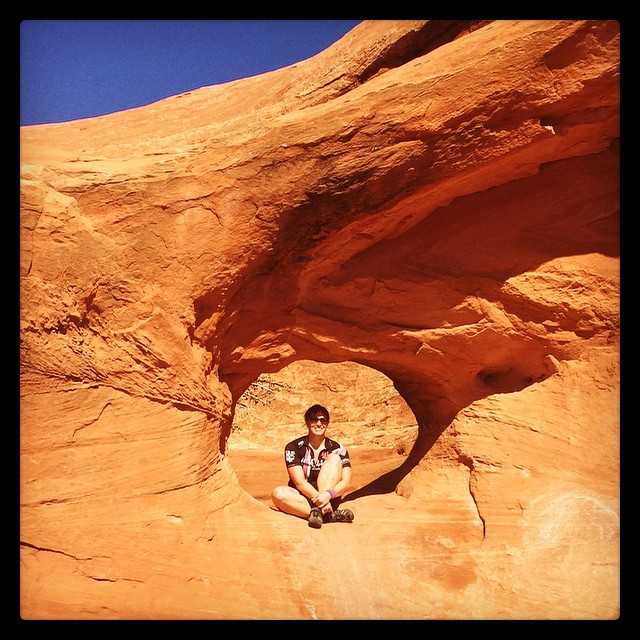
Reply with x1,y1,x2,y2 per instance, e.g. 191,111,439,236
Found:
271,404,355,529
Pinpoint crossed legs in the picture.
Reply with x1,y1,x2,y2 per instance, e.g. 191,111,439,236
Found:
271,453,344,519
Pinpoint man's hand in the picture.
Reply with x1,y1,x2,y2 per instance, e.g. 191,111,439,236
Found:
315,491,334,516
312,491,333,509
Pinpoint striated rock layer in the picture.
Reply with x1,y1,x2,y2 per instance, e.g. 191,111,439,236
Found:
20,20,619,619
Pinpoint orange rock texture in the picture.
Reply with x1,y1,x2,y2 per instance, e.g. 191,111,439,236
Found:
20,20,619,619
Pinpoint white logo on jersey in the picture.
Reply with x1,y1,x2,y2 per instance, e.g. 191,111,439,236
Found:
298,440,304,446
285,450,296,463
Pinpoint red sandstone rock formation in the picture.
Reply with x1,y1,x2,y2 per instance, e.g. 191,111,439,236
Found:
20,20,619,619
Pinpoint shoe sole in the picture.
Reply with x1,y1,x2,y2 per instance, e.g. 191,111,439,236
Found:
308,510,323,529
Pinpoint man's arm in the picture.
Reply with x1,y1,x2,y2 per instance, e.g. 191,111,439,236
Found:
313,465,353,510
287,465,320,502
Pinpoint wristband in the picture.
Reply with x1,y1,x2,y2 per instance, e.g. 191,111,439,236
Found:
327,488,337,499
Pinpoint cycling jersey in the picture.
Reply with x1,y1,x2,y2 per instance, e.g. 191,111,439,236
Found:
284,435,351,489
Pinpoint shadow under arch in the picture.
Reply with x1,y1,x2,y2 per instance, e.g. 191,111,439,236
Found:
341,422,446,504
340,369,453,503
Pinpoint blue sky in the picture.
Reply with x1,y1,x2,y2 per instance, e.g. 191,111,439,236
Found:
20,20,361,126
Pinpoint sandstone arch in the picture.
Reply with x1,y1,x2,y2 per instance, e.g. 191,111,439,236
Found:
21,20,619,618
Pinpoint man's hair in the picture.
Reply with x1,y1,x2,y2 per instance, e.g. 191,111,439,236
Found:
304,404,330,422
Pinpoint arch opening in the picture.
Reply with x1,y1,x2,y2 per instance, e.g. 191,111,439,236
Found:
225,360,423,507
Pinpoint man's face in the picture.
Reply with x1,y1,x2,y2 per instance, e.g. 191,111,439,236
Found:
306,412,329,437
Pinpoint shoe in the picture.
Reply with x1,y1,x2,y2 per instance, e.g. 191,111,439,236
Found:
308,507,323,529
323,508,354,523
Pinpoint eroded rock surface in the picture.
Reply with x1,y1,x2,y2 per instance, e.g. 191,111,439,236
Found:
21,20,619,619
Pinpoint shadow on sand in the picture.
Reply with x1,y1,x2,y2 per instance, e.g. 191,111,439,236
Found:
341,421,449,504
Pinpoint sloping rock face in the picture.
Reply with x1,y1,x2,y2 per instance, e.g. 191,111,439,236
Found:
20,20,619,619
